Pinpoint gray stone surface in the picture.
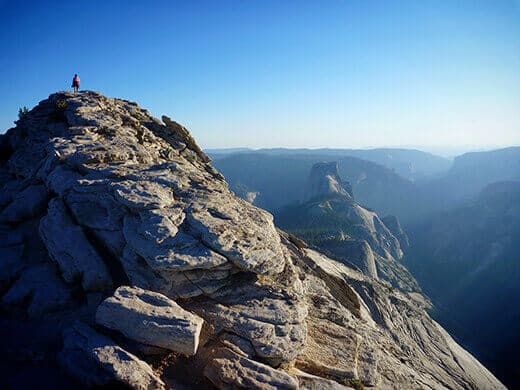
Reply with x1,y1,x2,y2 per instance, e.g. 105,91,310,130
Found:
0,183,48,223
2,263,75,317
60,321,165,389
291,368,353,390
0,227,25,287
45,163,82,195
382,214,410,250
187,259,308,365
112,180,176,210
39,198,113,291
96,286,204,355
123,210,229,272
65,180,125,230
204,348,298,390
294,245,504,390
218,332,256,358
186,197,286,275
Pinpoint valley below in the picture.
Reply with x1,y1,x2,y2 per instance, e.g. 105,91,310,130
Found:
212,145,520,388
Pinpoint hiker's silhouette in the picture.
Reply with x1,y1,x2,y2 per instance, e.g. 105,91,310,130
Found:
71,74,80,93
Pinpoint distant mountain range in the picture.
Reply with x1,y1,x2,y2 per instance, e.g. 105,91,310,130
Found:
210,146,520,226
211,152,418,223
208,147,451,180
418,146,520,209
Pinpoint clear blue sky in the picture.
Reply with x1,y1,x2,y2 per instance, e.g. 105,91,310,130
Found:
1,0,519,150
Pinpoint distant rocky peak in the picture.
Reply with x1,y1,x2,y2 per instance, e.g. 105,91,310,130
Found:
305,161,353,201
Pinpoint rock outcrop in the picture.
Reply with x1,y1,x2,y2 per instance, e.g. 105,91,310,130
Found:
96,286,204,355
0,91,505,389
60,321,166,389
278,161,419,292
305,161,353,201
204,348,299,389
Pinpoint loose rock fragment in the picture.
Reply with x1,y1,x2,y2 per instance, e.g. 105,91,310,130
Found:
60,321,165,389
96,286,203,355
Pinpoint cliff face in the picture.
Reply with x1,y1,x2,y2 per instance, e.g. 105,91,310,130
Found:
305,161,353,201
278,162,418,292
0,91,504,389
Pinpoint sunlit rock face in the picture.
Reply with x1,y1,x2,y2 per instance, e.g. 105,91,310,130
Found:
278,161,419,292
305,161,353,202
0,91,505,389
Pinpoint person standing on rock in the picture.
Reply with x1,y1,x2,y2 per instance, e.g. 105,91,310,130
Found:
71,74,80,93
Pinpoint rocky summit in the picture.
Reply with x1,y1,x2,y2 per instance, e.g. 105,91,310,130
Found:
0,91,505,389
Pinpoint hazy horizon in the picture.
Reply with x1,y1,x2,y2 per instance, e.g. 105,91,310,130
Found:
1,1,519,150
205,144,520,159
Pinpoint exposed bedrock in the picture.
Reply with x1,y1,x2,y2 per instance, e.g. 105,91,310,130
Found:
0,91,505,389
